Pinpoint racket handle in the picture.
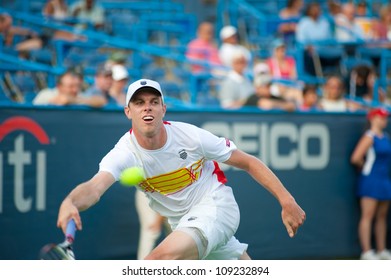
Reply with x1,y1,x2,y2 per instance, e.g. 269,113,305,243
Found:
65,219,76,243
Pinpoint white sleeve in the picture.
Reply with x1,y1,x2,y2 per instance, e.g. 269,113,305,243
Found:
197,126,237,162
99,137,137,180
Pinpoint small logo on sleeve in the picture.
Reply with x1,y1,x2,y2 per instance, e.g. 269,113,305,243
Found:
225,138,231,147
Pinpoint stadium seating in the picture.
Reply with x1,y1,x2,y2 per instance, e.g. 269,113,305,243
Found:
1,0,391,108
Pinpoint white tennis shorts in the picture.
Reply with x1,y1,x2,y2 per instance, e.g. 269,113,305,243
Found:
171,185,248,260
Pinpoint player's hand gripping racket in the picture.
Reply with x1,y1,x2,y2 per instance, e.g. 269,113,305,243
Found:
39,219,77,260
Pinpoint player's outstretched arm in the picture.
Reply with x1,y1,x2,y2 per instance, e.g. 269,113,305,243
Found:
224,150,306,238
57,171,116,233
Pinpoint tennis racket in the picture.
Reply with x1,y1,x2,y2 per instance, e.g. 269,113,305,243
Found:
39,219,77,260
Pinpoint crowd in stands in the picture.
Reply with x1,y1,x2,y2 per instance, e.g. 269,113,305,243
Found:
0,12,46,54
0,0,391,113
211,0,391,112
185,21,222,74
32,58,129,107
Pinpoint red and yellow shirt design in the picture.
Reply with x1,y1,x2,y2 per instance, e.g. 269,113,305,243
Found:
139,158,205,195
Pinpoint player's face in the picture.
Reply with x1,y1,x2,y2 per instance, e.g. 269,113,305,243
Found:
124,91,166,137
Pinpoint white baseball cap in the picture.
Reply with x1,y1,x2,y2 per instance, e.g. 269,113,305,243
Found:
125,79,164,105
220,25,237,40
112,65,129,81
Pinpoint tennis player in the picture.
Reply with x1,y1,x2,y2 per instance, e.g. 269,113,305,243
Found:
351,108,391,260
57,78,306,260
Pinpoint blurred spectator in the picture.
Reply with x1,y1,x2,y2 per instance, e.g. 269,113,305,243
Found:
334,3,365,42
32,70,103,106
186,21,222,74
356,1,368,17
295,2,334,76
0,13,13,45
327,0,342,17
349,64,374,99
243,68,296,112
319,75,361,111
42,0,86,42
109,64,129,105
217,50,253,109
0,13,45,53
266,39,297,80
70,0,105,30
350,107,391,260
299,84,320,111
43,0,68,20
372,4,391,41
319,76,347,111
354,2,377,40
218,25,251,68
264,41,303,105
278,0,303,43
279,0,303,18
350,64,386,104
296,2,333,43
83,64,115,107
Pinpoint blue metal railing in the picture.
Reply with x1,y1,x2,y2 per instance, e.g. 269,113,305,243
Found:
0,8,225,104
2,2,391,109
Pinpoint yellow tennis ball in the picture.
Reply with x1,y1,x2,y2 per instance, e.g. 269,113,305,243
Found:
119,167,145,186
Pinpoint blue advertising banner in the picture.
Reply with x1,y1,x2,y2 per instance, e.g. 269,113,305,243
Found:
0,106,387,260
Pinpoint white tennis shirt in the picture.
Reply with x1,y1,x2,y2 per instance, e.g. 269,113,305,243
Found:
99,121,237,218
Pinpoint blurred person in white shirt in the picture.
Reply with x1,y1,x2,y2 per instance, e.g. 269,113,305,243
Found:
33,71,83,106
218,25,252,69
218,49,253,109
319,76,361,111
335,3,365,42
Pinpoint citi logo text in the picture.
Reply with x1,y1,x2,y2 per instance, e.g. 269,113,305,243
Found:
0,117,50,213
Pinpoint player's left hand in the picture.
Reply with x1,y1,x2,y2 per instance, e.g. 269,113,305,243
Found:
281,199,306,238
